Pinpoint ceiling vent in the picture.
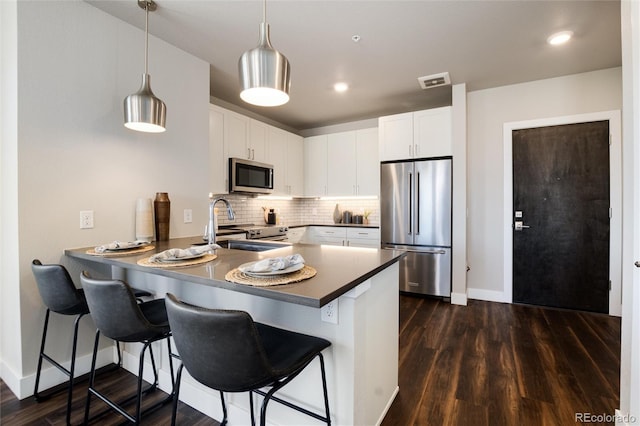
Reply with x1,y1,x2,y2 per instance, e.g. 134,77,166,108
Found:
418,72,451,89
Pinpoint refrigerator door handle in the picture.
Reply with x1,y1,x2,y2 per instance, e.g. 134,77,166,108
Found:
408,172,413,235
382,246,446,255
416,172,420,235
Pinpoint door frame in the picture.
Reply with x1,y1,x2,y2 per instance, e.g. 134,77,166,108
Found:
503,110,622,316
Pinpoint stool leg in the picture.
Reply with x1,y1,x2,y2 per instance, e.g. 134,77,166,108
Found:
136,341,152,423
248,391,255,426
65,312,85,426
318,353,331,425
84,330,101,425
170,363,184,426
33,309,50,401
220,391,228,426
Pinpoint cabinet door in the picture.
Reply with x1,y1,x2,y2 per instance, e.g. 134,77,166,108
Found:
249,120,267,162
304,135,328,196
355,128,379,196
267,126,288,195
327,131,357,196
413,106,452,158
286,133,304,196
378,112,413,161
208,105,227,194
225,110,250,160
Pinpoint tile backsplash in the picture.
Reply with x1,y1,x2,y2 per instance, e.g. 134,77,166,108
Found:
212,194,379,228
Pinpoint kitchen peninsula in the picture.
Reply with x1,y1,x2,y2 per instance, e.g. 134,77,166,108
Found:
65,237,404,425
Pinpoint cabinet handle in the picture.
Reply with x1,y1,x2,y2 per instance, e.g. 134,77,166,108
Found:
252,148,255,160
415,144,419,156
409,144,412,157
247,148,251,159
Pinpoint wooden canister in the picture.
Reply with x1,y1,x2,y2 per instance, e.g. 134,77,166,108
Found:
154,192,170,241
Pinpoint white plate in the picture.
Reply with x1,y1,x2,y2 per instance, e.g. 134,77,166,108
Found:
238,261,304,277
105,242,150,251
157,253,205,262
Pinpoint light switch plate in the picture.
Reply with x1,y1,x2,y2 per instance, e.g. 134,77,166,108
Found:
184,209,193,223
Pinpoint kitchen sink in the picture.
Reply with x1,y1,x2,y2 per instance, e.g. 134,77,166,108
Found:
217,239,290,252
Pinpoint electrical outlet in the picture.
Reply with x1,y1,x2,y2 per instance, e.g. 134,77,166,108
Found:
321,300,338,324
80,210,94,229
184,209,193,223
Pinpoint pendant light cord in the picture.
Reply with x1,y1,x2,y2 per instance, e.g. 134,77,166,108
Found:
263,0,267,24
144,1,149,75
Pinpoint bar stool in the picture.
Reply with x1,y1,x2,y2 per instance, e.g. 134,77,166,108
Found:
80,271,176,424
165,293,331,426
31,259,91,425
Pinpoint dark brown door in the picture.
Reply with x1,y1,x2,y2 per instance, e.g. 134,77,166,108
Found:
512,121,610,313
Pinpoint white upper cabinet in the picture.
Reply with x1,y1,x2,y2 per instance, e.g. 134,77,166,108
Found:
413,107,452,158
224,109,267,162
208,105,227,194
224,109,250,160
327,131,357,196
248,120,267,162
267,127,304,196
304,128,379,197
379,107,452,161
286,133,304,196
378,112,414,161
304,135,328,196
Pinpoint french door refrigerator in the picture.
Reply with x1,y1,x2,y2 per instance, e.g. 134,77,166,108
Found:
380,157,452,297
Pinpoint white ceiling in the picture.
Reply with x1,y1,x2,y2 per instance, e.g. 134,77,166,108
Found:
87,0,621,131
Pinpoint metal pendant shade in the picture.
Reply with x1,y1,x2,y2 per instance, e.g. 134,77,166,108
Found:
238,2,291,107
124,0,166,133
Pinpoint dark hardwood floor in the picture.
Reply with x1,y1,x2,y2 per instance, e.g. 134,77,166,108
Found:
382,296,621,426
1,296,620,425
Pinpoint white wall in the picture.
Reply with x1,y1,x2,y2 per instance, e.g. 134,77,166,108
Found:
619,0,640,421
1,0,210,398
466,68,622,301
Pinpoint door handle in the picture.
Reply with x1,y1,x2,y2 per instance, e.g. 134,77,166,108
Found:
514,221,531,231
416,172,420,235
408,172,413,235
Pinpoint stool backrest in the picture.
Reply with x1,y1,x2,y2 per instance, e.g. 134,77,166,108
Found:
80,271,155,342
165,293,272,392
31,260,85,314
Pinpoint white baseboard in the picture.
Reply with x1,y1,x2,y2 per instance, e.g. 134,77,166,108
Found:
1,346,114,400
450,291,468,306
375,386,399,426
467,288,508,303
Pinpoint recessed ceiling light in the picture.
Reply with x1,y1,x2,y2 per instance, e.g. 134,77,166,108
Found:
334,82,349,93
547,31,573,46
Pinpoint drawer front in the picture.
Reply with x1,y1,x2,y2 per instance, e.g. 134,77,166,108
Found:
314,227,347,238
346,228,380,240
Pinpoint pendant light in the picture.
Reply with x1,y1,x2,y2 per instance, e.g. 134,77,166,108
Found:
124,0,166,133
238,0,291,107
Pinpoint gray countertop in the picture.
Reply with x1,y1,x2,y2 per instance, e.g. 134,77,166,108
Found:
65,237,403,308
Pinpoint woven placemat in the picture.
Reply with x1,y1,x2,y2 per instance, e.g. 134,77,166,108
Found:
137,254,217,268
86,245,155,257
225,265,317,287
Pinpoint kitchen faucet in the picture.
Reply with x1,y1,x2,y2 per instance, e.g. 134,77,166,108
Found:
207,193,235,245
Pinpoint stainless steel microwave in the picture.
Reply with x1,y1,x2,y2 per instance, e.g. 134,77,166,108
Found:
229,158,274,194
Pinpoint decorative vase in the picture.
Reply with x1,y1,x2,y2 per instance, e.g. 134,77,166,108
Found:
333,204,342,224
135,198,154,241
154,192,170,241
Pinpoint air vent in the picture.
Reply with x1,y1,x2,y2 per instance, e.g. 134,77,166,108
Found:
418,72,451,89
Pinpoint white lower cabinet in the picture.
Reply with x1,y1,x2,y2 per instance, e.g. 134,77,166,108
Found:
305,226,380,248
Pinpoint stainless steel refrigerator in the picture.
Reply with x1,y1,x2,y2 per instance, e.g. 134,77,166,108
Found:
380,157,452,297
